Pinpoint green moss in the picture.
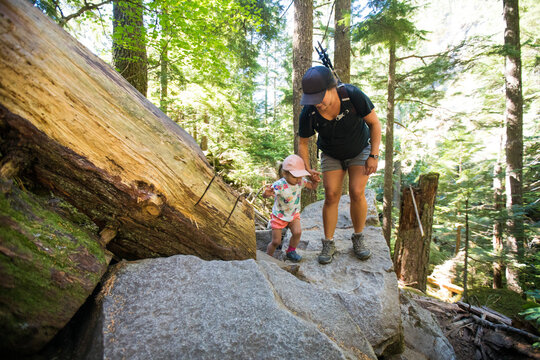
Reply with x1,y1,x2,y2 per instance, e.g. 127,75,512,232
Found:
0,186,106,265
0,183,109,349
467,287,538,318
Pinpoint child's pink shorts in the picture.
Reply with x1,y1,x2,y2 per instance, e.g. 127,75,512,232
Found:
270,213,300,229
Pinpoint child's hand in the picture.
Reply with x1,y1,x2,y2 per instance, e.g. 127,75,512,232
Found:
308,169,321,183
262,185,275,198
307,178,320,190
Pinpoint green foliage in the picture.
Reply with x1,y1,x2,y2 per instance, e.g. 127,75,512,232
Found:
521,306,540,325
353,0,427,52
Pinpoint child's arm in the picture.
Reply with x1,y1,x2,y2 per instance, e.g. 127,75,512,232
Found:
262,185,275,198
304,177,320,190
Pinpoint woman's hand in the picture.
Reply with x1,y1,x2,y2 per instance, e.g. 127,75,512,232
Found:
308,169,322,183
365,157,378,175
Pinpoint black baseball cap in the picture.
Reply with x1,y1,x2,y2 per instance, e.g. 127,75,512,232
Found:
300,66,337,105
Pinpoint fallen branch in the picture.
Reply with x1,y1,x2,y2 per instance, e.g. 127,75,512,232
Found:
470,314,540,343
457,301,512,326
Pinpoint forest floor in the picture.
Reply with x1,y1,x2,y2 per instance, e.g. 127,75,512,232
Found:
416,287,540,360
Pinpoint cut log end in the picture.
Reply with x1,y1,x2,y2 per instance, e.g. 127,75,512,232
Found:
136,192,164,217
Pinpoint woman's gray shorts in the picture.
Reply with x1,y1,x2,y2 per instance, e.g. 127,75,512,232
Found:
320,145,372,172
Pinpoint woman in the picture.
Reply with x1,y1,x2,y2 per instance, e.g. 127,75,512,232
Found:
297,66,382,264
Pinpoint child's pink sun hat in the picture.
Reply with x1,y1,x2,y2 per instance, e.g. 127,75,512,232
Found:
283,155,311,177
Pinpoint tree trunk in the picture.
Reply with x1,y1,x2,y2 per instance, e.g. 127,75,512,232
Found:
334,0,351,195
293,0,317,208
493,130,505,289
382,41,396,248
455,225,462,255
393,173,439,292
334,0,351,84
160,44,168,114
201,112,209,151
113,0,148,97
393,160,401,211
0,0,255,261
463,198,470,301
159,3,169,114
503,0,524,294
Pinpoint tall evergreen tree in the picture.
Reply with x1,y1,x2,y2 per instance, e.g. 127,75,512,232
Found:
503,0,524,293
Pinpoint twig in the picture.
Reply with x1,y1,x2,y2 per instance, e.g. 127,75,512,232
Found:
59,0,113,27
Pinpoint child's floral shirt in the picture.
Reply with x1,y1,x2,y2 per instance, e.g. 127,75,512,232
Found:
271,177,308,222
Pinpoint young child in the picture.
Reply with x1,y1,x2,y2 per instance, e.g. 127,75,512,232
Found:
263,154,319,262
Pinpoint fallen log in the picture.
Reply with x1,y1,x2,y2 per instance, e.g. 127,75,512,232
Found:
0,0,255,260
427,275,464,294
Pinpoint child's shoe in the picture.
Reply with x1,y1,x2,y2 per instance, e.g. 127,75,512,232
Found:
286,250,302,262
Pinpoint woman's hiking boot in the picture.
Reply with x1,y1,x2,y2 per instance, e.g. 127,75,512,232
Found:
351,233,371,260
286,250,302,262
318,240,336,264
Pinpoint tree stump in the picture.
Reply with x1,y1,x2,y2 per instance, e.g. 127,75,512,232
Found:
393,173,439,291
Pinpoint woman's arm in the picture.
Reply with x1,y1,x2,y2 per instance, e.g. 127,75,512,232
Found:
298,136,321,182
364,109,382,175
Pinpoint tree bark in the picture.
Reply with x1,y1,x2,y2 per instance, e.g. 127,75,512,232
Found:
382,41,396,248
0,0,255,261
393,173,439,292
393,160,401,212
455,225,462,255
293,0,317,208
503,0,524,293
201,112,209,151
334,0,351,84
113,0,148,97
159,46,168,114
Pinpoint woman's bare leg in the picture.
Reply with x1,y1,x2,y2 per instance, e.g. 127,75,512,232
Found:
348,166,370,233
322,169,346,239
